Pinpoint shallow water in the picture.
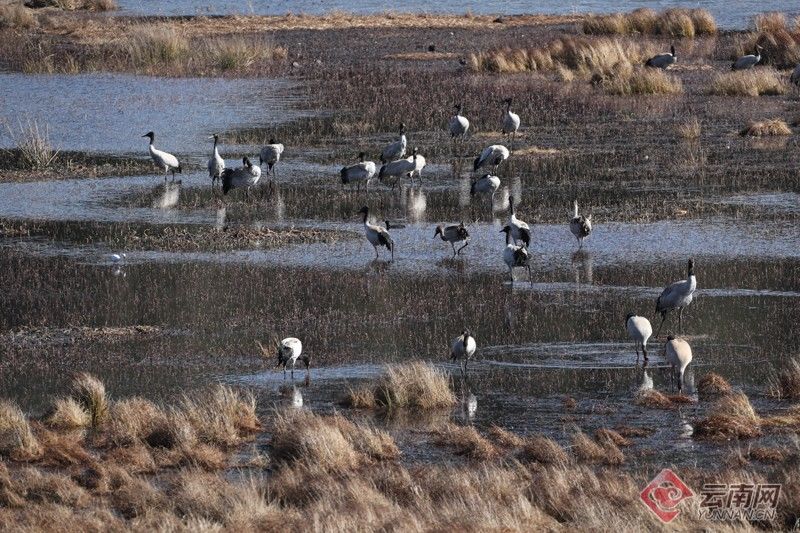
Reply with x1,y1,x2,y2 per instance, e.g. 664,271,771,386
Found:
0,73,304,155
115,0,797,30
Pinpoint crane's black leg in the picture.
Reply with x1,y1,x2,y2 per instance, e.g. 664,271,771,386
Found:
678,308,684,334
451,242,456,257
456,242,468,255
643,344,648,363
654,313,666,338
635,343,640,365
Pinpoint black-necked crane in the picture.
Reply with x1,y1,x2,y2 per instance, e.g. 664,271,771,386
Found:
626,313,652,366
449,104,469,145
507,195,531,248
569,200,592,249
409,149,426,186
501,98,520,152
655,259,696,337
732,45,762,70
259,138,284,177
450,329,476,376
379,148,418,190
474,144,509,173
207,133,225,190
381,122,407,163
259,337,309,379
221,156,262,198
340,152,376,192
645,45,676,69
501,225,532,285
434,222,469,257
665,336,692,392
142,131,181,182
357,206,394,260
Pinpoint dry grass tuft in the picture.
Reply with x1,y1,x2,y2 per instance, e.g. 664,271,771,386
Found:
204,35,288,71
0,401,42,461
70,373,109,428
594,428,631,447
487,425,524,448
340,386,376,409
761,405,800,428
373,362,455,410
432,423,497,460
745,13,800,69
748,446,786,463
599,66,683,95
179,384,259,449
614,425,654,438
583,8,716,37
126,26,189,68
697,372,732,396
768,358,800,399
694,392,762,441
105,398,167,447
0,4,37,28
3,119,60,170
709,69,786,97
677,117,701,140
46,398,90,430
518,435,570,465
740,119,792,137
634,389,675,409
571,431,624,465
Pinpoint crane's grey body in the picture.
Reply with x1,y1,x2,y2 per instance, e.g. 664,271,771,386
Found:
474,144,509,173
626,313,652,365
381,123,407,163
508,195,531,248
501,225,532,285
221,156,262,197
434,222,469,257
655,259,696,336
207,134,225,189
645,45,676,69
341,152,376,191
449,104,469,139
569,200,592,249
450,330,476,375
259,139,284,177
665,336,692,392
379,148,421,189
732,46,762,70
358,206,394,260
143,131,181,182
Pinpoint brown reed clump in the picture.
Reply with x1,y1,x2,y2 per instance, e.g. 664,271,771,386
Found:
518,435,570,465
694,392,762,441
599,66,683,95
0,4,37,29
768,358,800,399
740,119,792,137
373,362,455,410
677,117,701,140
340,386,376,409
487,425,524,448
571,430,624,465
70,373,109,428
697,372,732,396
709,69,786,97
594,428,631,447
0,401,42,461
634,389,675,410
46,398,90,430
431,423,497,460
583,8,716,37
179,384,259,449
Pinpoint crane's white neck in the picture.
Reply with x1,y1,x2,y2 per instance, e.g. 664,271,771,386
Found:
573,201,579,218
688,274,696,291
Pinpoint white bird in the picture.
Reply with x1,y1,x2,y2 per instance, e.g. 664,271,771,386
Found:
221,156,262,198
380,123,407,163
207,133,225,189
626,313,653,366
665,336,692,392
508,195,531,248
791,63,800,86
569,200,592,249
645,45,677,69
142,131,181,182
259,138,284,177
272,337,309,379
434,222,469,257
108,253,126,263
449,104,469,141
655,259,697,337
409,149,426,185
500,225,532,285
340,152,376,192
732,45,762,70
501,98,520,152
379,148,418,190
450,329,476,375
474,144,509,173
357,206,394,260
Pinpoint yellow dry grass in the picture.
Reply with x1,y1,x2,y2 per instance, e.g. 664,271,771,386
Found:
599,66,683,95
518,435,570,465
583,8,716,37
373,362,456,409
46,398,90,430
694,392,762,441
0,401,42,461
740,119,792,137
431,423,497,460
70,373,108,428
709,69,786,97
0,4,37,28
769,358,800,399
677,117,701,140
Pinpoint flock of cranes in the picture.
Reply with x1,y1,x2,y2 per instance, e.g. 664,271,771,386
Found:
143,96,698,394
